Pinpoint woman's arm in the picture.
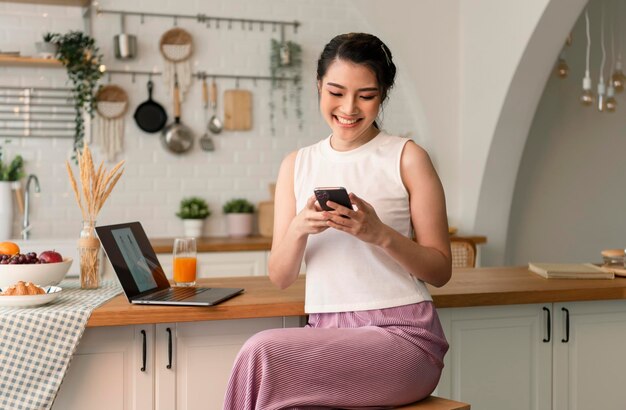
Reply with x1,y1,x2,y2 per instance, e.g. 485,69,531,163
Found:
323,141,451,287
267,151,329,289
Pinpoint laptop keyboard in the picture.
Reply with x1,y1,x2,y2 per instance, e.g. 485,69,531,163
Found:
141,287,209,302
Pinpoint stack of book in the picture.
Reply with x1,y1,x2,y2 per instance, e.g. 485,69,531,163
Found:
528,263,615,279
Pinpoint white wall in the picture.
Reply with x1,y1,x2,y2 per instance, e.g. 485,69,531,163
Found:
507,0,626,265
0,0,419,240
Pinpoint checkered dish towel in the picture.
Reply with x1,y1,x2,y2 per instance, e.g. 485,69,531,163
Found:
0,280,121,410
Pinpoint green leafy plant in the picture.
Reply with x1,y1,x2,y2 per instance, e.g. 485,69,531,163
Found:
176,197,211,219
269,39,303,135
0,145,24,181
46,31,104,155
223,198,255,214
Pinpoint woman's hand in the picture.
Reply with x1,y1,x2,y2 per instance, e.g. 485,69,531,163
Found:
323,193,389,246
292,195,331,236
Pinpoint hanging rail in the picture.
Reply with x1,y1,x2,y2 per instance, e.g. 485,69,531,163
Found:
96,7,300,33
103,69,298,84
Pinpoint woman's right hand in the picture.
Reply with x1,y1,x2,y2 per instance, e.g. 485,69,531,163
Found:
291,195,330,237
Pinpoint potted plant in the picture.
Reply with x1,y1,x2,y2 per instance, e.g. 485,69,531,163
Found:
35,32,57,59
0,145,25,240
176,197,211,237
223,198,255,237
46,31,104,156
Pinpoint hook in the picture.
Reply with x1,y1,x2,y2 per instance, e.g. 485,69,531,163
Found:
216,19,220,29
140,13,144,24
196,13,205,23
294,22,299,35
173,16,178,26
249,21,253,31
206,18,211,28
228,19,232,29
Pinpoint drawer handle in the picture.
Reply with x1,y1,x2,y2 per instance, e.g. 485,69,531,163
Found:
140,329,147,372
542,307,551,343
561,307,570,343
166,327,173,369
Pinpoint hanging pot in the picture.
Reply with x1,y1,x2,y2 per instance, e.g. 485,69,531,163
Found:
161,76,193,154
113,13,137,60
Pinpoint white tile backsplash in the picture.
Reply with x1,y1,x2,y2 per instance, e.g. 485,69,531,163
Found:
2,0,419,239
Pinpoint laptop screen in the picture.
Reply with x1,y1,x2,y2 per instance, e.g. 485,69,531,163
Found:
96,222,171,299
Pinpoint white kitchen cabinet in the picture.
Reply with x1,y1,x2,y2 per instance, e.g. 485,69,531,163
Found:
55,316,302,410
155,317,301,410
437,303,552,410
156,251,268,279
552,300,626,410
53,325,154,410
438,299,626,410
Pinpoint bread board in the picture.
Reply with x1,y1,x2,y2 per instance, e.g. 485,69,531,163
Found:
223,89,252,130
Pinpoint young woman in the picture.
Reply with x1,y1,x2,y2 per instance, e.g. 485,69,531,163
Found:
224,32,451,409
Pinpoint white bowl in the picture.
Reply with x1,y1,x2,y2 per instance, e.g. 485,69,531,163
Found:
0,258,73,288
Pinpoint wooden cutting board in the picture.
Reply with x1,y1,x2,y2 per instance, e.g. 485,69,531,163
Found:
223,89,252,130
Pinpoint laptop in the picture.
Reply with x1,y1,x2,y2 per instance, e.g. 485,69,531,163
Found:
96,221,244,306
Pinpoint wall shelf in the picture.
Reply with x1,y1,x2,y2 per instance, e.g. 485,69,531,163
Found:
0,55,62,67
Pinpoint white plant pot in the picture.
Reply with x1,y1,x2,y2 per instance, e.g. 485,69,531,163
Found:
0,182,13,240
182,219,204,238
226,213,253,237
35,42,57,59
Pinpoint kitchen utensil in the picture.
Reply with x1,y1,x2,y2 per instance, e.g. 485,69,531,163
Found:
134,80,168,133
95,84,129,161
113,13,137,60
161,77,193,154
199,76,215,151
223,89,252,131
208,78,223,134
160,27,193,101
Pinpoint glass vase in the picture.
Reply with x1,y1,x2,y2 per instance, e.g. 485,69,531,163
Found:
78,220,101,289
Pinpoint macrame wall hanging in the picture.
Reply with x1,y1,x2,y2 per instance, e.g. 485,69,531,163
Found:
160,27,194,102
94,85,128,161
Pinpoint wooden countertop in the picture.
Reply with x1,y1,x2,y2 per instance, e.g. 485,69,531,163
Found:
87,266,626,327
149,234,486,253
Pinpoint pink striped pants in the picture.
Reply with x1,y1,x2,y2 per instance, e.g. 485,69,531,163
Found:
223,301,448,410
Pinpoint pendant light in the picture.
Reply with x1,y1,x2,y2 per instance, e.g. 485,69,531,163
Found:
606,2,617,112
581,9,594,106
597,4,607,112
556,33,572,79
612,0,625,92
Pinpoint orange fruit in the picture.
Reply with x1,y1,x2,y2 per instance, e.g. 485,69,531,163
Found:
0,241,20,256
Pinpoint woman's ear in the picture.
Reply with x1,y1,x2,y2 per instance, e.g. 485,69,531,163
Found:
317,80,322,95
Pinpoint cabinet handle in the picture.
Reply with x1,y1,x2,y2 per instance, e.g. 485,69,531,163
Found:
166,327,173,369
561,307,570,343
542,307,551,342
140,329,147,372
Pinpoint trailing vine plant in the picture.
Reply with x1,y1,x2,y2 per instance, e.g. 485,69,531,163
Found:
269,39,303,135
46,31,103,156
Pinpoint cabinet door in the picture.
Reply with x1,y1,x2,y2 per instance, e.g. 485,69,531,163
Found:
53,325,154,410
553,300,626,410
155,317,299,410
157,251,267,279
437,304,552,410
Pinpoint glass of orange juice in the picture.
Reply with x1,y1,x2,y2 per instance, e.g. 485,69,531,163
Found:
173,237,197,287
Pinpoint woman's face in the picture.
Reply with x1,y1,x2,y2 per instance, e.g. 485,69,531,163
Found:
318,59,381,150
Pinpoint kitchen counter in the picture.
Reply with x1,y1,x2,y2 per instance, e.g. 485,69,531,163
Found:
149,234,487,253
87,266,626,327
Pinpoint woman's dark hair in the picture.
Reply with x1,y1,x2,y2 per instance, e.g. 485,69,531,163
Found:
316,33,397,103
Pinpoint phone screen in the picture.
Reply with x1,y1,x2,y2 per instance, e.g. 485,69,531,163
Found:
314,187,352,212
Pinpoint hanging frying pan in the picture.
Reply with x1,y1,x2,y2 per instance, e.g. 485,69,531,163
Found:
134,80,168,133
161,77,193,154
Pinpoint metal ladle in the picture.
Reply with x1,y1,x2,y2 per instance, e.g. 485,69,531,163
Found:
199,75,215,151
208,78,223,134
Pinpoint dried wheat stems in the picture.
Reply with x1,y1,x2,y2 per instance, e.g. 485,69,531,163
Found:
66,143,125,221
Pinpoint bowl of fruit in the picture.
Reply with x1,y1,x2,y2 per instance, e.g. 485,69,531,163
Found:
0,241,72,288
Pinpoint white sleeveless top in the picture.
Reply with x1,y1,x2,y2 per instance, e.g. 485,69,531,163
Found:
294,132,433,313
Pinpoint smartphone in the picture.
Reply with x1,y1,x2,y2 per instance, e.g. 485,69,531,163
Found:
314,187,353,212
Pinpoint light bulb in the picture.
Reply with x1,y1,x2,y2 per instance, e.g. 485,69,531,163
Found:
556,58,569,78
606,85,617,112
581,75,594,106
612,61,624,92
597,81,606,111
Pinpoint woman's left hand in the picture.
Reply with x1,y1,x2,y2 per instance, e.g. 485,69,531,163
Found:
324,193,387,246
